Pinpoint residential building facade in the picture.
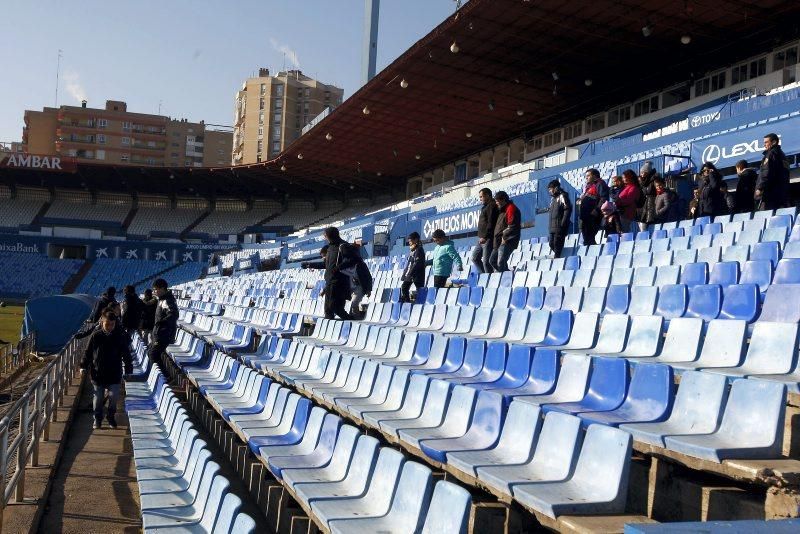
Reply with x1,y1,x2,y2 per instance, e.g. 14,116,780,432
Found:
232,68,343,165
22,100,232,168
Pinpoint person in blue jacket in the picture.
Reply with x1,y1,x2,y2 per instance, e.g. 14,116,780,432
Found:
428,229,463,289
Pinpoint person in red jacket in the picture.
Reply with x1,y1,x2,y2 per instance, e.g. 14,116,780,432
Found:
615,171,641,233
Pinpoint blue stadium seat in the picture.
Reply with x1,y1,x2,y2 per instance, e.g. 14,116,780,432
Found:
603,285,630,314
420,481,471,534
768,214,793,229
577,362,673,427
709,261,740,286
703,322,799,379
740,260,773,295
718,283,759,322
679,262,708,288
542,357,628,415
664,380,786,462
655,284,688,319
621,371,727,447
750,241,780,267
759,284,800,322
774,258,800,284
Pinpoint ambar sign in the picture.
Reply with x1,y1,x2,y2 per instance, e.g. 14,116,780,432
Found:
0,153,77,172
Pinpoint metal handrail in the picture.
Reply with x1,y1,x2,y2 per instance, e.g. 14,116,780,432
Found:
0,332,35,383
0,334,85,529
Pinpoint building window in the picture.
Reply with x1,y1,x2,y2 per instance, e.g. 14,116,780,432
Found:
272,126,281,138
260,83,266,94
122,121,131,130
147,140,156,147
121,153,129,162
563,121,583,140
257,127,263,137
586,114,606,134
171,142,179,147
304,88,310,97
121,137,130,145
275,100,283,110
542,130,562,147
172,131,180,137
98,119,107,129
171,152,178,157
662,83,691,108
97,134,106,144
95,150,105,160
185,160,191,166
731,57,766,85
275,85,284,97
272,141,281,152
774,46,799,71
607,105,631,127
258,112,264,124
259,98,265,110
633,96,659,118
257,140,263,153
273,112,281,123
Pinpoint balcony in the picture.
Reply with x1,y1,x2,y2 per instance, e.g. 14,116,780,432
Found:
58,136,96,145
132,142,166,151
130,127,166,135
59,119,96,129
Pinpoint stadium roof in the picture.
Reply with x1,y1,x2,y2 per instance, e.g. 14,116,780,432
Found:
3,0,799,199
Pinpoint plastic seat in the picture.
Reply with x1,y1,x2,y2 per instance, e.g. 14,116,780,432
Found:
654,265,680,287
398,385,477,448
526,287,545,310
774,259,800,284
632,252,652,268
543,286,564,311
750,241,780,267
561,287,584,312
618,315,663,358
621,371,727,447
581,287,606,313
578,363,673,426
512,423,632,518
603,285,630,314
763,226,789,246
718,283,759,322
685,284,722,321
515,355,591,407
542,357,628,415
740,260,773,295
484,348,558,399
327,461,434,534
610,267,633,286
703,322,799,378
655,284,688,320
477,411,582,497
721,244,749,264
420,481,471,534
447,402,542,477
758,284,800,322
380,379,451,437
664,380,786,462
510,287,528,309
670,319,746,372
632,266,656,286
709,261,740,286
628,286,658,315
653,317,703,364
672,248,697,266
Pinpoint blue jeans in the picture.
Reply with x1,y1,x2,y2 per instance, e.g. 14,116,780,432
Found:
490,242,516,272
92,382,120,423
470,241,494,274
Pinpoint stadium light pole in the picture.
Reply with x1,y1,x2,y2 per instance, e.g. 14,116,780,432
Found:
362,0,380,85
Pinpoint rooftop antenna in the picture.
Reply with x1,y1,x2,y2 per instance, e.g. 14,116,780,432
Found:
55,49,63,107
158,100,163,115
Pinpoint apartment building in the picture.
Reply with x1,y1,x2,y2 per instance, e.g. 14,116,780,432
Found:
232,68,343,165
22,100,232,168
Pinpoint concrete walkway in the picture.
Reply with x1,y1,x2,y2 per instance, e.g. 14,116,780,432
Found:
37,380,140,534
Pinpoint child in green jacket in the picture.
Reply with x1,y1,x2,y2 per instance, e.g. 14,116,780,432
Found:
428,229,463,288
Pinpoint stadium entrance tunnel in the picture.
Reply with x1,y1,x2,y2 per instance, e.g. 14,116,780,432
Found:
22,294,96,353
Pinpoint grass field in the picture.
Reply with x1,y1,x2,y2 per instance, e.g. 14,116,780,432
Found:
0,305,24,345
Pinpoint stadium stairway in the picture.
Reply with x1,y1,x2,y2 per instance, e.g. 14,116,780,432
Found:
62,259,93,294
30,200,51,228
181,209,213,239
121,206,139,232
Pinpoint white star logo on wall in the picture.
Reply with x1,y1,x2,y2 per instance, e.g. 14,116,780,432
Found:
95,247,108,258
155,250,167,260
183,252,193,262
125,249,138,259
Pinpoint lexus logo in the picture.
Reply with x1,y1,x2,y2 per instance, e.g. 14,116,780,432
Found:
700,139,761,165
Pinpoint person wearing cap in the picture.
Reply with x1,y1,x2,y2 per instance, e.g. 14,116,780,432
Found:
490,190,522,272
80,310,132,429
471,187,499,274
547,180,572,258
428,229,463,288
90,286,117,322
600,201,624,241
579,168,609,246
698,162,725,217
148,278,179,365
400,232,426,303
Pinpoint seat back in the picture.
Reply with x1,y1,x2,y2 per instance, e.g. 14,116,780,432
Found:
759,284,800,322
657,317,703,363
719,283,759,322
697,319,746,367
685,284,722,321
742,322,800,375
655,284,688,319
527,411,583,479
421,481,471,534
714,379,786,457
571,424,632,506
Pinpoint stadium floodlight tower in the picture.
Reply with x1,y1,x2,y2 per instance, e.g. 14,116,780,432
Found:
362,0,380,85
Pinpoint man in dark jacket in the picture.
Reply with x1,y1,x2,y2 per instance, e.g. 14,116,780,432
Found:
322,227,360,320
756,133,790,210
654,177,680,223
80,310,132,429
90,287,117,322
139,289,157,345
301,245,329,270
470,188,499,274
349,246,373,319
400,232,426,303
578,168,609,246
121,285,143,340
637,161,658,231
148,278,179,366
490,191,522,272
547,180,572,258
734,160,757,214
698,162,725,217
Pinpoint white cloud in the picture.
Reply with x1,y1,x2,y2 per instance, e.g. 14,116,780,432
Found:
62,70,87,103
269,37,300,69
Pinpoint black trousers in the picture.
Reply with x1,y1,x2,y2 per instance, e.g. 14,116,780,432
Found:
148,339,169,368
400,278,425,303
324,290,352,320
549,233,566,258
433,276,449,289
580,216,598,246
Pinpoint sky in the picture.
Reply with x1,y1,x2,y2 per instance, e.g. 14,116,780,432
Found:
0,0,460,143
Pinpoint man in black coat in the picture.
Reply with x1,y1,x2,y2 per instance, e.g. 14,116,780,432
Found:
90,286,117,322
80,310,132,429
148,278,179,367
139,289,157,345
121,285,143,340
400,232,426,303
734,160,757,214
547,180,572,258
756,133,790,210
470,188,499,274
698,162,725,217
322,227,360,320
